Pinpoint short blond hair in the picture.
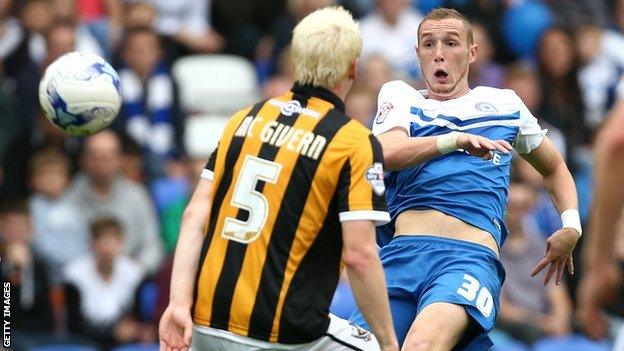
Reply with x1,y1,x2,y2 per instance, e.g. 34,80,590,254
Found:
418,8,473,45
292,6,362,88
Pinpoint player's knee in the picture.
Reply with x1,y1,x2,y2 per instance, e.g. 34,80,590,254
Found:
401,336,438,351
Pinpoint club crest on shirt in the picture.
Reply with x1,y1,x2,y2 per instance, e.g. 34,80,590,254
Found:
365,162,385,195
375,101,394,124
475,102,498,113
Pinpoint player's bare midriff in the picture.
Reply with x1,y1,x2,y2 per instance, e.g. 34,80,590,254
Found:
394,209,500,257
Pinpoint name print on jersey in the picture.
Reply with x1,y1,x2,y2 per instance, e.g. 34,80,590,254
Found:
234,115,327,160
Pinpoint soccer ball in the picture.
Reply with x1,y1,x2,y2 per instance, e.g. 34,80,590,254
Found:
39,52,122,136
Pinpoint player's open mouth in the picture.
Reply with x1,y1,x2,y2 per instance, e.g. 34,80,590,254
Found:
434,69,448,80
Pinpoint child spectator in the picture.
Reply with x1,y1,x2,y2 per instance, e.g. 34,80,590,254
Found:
64,217,152,348
0,198,54,349
28,148,89,284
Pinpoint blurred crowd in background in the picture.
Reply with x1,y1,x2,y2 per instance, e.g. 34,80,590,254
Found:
0,0,623,350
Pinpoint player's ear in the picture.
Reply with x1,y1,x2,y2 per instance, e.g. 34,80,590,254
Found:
348,58,358,81
469,42,478,64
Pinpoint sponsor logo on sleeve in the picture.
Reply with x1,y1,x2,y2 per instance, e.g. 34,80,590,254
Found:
374,101,394,124
365,162,385,195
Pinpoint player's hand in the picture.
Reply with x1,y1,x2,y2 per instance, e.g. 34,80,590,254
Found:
456,133,513,160
530,228,579,285
159,304,193,351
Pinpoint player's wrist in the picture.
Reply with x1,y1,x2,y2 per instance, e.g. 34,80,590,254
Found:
436,132,460,154
561,209,582,236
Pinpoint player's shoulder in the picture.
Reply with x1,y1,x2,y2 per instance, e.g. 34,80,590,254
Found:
379,80,424,100
471,86,523,104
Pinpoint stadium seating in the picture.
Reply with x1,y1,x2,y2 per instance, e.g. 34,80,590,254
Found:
184,114,229,158
172,54,261,116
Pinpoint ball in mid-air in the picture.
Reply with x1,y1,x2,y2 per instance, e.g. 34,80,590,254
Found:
39,52,122,136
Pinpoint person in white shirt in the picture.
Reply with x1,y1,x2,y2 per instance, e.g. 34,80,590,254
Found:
359,0,423,79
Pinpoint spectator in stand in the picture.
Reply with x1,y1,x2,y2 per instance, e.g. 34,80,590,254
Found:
75,0,123,55
536,26,588,168
358,52,393,96
18,0,54,65
497,182,573,345
64,217,153,349
346,87,375,127
63,130,163,275
28,148,89,284
2,0,41,138
52,0,105,58
146,0,223,62
359,0,423,79
0,198,54,350
0,74,19,190
119,135,145,183
469,22,505,88
210,0,282,60
261,45,294,99
505,63,567,158
123,0,156,30
114,27,183,180
576,24,624,129
257,0,335,79
0,0,30,76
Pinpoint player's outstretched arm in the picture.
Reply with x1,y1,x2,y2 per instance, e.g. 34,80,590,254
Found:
378,128,512,171
522,137,580,285
342,220,399,351
159,178,213,351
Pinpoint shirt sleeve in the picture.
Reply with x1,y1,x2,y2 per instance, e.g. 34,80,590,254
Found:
511,92,548,154
336,134,390,226
201,145,218,181
371,81,413,137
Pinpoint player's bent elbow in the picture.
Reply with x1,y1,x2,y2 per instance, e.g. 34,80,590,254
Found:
342,245,379,272
379,147,405,171
180,203,206,228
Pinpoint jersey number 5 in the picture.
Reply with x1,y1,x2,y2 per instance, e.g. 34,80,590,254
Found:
221,155,282,244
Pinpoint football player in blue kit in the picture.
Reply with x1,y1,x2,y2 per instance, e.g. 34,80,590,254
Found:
349,8,581,350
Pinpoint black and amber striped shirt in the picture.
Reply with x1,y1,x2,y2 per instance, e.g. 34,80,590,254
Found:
194,84,389,344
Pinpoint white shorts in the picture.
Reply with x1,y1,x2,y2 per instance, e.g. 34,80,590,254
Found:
191,314,380,351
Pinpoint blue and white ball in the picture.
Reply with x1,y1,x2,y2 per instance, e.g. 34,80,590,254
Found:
39,52,122,136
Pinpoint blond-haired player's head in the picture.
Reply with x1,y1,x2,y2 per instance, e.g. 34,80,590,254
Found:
291,6,362,90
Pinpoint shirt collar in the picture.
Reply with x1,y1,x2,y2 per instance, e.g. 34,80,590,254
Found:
291,82,345,113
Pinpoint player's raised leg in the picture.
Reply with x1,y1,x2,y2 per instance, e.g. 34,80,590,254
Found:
401,302,469,351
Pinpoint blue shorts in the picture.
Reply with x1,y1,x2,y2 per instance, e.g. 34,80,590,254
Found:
350,235,505,350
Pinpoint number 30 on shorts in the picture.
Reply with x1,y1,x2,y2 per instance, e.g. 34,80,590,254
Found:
456,274,493,318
